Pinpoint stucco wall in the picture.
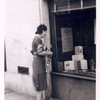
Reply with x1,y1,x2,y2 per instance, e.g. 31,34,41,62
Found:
5,0,41,75
5,0,50,96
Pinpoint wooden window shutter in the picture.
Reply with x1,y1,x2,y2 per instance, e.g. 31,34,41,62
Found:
53,0,96,12
83,0,96,8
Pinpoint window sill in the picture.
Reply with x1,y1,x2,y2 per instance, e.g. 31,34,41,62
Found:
51,72,96,81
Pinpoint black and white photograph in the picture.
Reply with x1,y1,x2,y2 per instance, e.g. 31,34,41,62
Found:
0,0,100,100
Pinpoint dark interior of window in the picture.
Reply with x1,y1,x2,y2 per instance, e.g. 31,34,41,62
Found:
55,8,96,70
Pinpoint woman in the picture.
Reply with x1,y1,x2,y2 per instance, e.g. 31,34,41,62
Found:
31,24,53,100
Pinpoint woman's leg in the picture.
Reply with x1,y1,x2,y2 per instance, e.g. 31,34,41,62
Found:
37,91,46,100
43,90,46,100
37,91,43,100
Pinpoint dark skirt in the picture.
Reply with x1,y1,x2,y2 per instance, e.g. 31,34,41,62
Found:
32,57,47,91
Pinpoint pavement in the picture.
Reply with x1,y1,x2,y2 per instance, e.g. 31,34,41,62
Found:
4,89,59,100
4,88,36,100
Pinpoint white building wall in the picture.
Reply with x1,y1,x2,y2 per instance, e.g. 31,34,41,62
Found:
0,0,5,98
5,0,50,97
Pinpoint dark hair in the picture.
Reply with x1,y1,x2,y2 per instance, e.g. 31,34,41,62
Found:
35,24,47,34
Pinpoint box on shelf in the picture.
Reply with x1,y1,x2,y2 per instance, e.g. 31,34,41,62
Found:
57,62,64,72
64,61,75,70
75,46,83,55
74,60,81,70
77,59,88,70
72,55,84,61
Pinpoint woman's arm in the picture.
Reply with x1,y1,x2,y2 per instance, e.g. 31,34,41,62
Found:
38,51,53,56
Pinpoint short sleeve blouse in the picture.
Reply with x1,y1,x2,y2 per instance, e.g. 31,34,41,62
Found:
32,36,43,56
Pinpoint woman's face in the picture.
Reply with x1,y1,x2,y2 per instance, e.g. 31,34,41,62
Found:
41,30,47,38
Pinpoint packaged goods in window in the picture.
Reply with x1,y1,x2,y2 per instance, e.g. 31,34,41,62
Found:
72,55,84,61
90,59,95,70
75,46,83,55
57,62,64,72
74,60,81,70
77,59,88,70
64,61,75,70
61,28,73,52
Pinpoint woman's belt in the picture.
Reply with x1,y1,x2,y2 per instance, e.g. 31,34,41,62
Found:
33,55,45,59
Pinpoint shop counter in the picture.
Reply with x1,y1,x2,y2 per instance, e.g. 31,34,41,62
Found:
51,72,96,100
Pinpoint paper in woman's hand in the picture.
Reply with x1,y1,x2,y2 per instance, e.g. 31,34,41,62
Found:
37,44,53,56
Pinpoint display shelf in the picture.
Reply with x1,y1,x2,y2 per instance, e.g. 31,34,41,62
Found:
51,71,96,81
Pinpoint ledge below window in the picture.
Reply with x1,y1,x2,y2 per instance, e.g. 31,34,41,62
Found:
51,72,96,81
